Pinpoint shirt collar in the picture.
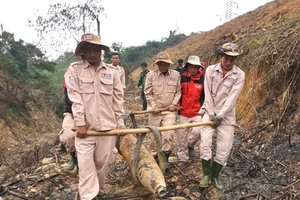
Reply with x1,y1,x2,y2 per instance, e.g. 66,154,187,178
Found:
214,63,238,74
157,69,170,76
82,60,107,69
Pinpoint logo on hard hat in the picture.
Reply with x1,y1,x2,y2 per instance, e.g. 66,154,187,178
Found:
158,53,168,59
81,34,94,41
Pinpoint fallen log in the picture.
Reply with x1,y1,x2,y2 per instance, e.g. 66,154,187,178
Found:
87,121,213,136
119,134,167,197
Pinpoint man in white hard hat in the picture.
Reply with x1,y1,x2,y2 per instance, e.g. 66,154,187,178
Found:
176,55,205,169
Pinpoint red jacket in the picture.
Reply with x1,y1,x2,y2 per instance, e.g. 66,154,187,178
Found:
179,71,205,117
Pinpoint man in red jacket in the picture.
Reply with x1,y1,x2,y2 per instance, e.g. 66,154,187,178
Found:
176,55,205,168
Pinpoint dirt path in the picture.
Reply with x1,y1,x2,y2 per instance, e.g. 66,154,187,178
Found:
1,90,300,200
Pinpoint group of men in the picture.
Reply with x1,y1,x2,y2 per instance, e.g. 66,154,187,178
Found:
60,32,245,200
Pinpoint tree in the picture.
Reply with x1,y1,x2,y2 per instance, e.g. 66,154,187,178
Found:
0,31,56,96
28,0,106,55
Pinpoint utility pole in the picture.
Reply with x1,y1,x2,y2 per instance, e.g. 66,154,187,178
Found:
225,0,239,22
175,18,180,34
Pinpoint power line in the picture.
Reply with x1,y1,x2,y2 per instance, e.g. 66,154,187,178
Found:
225,0,239,22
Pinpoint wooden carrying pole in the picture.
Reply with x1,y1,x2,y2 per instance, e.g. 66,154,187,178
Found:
131,107,170,115
87,121,213,136
130,106,181,115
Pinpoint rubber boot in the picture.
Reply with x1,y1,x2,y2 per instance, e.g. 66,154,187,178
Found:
163,151,171,162
66,151,77,171
199,159,211,188
188,146,195,158
154,152,170,164
211,161,223,190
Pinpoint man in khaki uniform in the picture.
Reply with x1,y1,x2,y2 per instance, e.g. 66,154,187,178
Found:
144,52,181,161
65,33,124,200
110,52,126,91
198,43,245,190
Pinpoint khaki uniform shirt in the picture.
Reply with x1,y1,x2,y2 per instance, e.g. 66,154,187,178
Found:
144,69,181,109
113,65,126,90
200,63,245,125
65,60,124,131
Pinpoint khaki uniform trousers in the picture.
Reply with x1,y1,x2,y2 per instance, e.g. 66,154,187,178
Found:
59,113,76,152
148,111,176,155
177,115,202,162
200,113,235,166
75,135,116,200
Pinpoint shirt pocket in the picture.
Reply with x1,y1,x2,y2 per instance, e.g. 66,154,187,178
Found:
100,77,113,95
79,78,94,94
167,81,177,93
152,82,162,94
223,80,234,94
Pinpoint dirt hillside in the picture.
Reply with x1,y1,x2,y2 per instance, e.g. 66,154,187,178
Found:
1,0,300,199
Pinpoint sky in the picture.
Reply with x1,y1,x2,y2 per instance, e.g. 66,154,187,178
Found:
0,0,273,59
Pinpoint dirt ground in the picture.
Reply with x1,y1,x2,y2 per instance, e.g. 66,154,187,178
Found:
1,89,300,200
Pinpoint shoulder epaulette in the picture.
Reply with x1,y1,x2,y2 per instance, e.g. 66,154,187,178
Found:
69,61,83,68
147,70,155,76
106,63,117,70
171,69,180,75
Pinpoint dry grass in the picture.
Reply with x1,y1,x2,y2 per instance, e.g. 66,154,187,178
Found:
130,0,300,140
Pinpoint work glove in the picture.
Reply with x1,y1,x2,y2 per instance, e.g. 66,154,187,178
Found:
210,115,223,129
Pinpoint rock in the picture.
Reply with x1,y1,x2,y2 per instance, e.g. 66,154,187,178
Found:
192,191,201,198
43,173,50,179
170,176,178,182
168,197,187,200
176,185,182,190
42,163,56,171
182,188,190,196
30,188,38,193
41,157,55,165
168,156,178,163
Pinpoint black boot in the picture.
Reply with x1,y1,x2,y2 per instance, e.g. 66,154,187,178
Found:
188,146,195,158
211,161,223,190
163,151,171,162
154,152,170,164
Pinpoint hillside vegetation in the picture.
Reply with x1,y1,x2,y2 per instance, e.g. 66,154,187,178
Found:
133,0,300,138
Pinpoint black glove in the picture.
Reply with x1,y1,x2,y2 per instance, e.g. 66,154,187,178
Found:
210,115,223,128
